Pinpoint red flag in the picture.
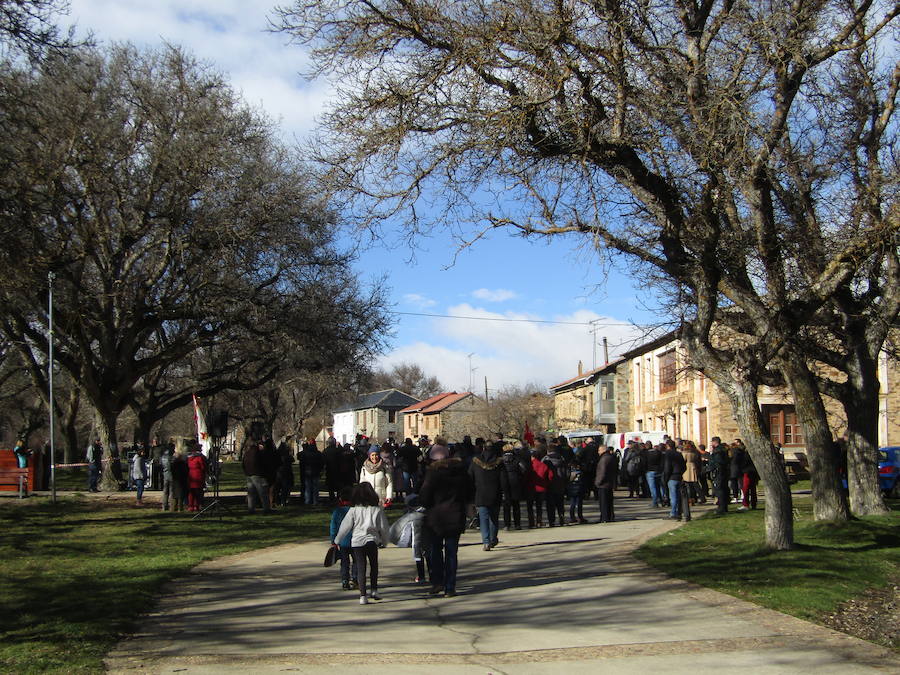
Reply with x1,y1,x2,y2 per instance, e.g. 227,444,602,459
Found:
524,421,535,447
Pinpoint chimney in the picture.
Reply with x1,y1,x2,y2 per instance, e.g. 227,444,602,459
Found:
577,360,583,375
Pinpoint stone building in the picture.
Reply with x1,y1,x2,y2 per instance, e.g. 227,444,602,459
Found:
549,360,621,434
400,392,487,442
331,389,420,445
613,332,900,453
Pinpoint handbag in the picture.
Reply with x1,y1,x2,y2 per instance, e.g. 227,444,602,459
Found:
323,544,339,567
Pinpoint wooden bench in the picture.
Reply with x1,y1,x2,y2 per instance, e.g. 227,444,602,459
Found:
0,468,29,498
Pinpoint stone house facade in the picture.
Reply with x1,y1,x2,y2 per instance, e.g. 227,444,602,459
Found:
400,392,487,442
613,332,900,452
549,361,620,433
332,389,420,445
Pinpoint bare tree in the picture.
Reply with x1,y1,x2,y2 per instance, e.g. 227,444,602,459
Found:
364,362,444,399
274,0,899,548
0,44,386,487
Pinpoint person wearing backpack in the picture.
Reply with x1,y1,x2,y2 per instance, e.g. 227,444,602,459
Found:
645,443,664,508
542,441,569,527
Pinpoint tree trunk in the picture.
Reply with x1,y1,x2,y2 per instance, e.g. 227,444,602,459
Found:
841,360,888,516
779,358,849,522
62,387,81,465
96,410,123,491
730,378,794,550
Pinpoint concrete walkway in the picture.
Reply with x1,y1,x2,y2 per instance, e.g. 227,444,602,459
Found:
105,498,898,674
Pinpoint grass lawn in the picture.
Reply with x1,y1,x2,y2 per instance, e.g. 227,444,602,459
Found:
634,498,900,648
0,496,334,674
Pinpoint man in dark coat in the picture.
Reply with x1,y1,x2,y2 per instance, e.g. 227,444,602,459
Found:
499,443,527,530
707,436,730,515
469,442,503,550
594,445,618,523
322,437,343,500
298,441,324,505
663,441,687,520
419,439,472,597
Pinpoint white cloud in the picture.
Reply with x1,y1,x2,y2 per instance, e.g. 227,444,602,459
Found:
471,288,517,302
381,305,644,392
63,0,325,140
402,293,436,309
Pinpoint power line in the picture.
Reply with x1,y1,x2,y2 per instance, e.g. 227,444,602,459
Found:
391,310,634,326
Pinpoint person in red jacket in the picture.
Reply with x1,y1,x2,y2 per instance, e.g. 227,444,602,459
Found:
529,444,554,528
186,440,208,512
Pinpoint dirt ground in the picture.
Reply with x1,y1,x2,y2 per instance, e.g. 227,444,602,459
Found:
823,578,900,652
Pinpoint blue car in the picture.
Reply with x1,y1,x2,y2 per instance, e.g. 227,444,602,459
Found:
879,446,900,498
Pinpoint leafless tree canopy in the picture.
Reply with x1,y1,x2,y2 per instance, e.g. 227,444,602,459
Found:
274,0,898,545
364,362,444,399
0,43,387,452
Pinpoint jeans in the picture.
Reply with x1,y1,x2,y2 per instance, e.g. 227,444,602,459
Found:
303,476,320,505
401,470,415,493
646,470,659,506
135,478,145,501
477,505,499,546
246,475,271,513
429,534,460,592
668,479,683,518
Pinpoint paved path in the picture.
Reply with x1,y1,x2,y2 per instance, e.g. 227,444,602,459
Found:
105,499,898,674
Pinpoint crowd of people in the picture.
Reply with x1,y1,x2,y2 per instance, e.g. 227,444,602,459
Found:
319,431,762,605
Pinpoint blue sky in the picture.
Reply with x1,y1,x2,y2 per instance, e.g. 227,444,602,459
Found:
62,1,658,392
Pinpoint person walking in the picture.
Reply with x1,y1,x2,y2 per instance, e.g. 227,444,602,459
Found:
469,439,503,550
418,439,471,597
594,445,618,523
334,482,390,605
359,447,394,506
330,486,358,590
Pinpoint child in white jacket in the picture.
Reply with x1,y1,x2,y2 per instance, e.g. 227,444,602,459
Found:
335,482,390,604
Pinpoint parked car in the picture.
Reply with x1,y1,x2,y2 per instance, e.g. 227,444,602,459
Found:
839,446,899,498
878,446,900,498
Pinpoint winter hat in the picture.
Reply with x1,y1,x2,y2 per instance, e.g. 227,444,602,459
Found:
429,445,449,461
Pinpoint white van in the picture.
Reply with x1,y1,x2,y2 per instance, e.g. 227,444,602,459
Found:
603,431,668,451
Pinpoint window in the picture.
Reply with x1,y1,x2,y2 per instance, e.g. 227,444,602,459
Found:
659,351,676,394
388,410,396,423
766,405,804,446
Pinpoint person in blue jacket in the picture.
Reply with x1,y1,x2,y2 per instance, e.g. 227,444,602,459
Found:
329,486,357,590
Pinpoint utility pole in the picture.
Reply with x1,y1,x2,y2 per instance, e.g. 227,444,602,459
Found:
467,352,476,392
589,319,601,369
484,375,490,434
48,271,56,504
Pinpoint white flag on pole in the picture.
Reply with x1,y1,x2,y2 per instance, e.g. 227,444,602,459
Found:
193,393,210,457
